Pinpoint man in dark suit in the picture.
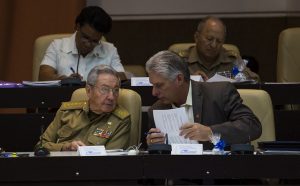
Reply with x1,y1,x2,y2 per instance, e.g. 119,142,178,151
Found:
145,50,261,149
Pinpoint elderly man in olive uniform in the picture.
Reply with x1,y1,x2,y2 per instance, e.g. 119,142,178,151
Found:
180,16,259,81
36,65,130,151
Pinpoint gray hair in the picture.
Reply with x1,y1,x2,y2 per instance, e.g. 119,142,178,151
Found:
87,65,120,86
197,16,227,38
145,50,190,82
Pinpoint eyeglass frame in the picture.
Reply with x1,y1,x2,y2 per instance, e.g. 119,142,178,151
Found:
88,84,120,96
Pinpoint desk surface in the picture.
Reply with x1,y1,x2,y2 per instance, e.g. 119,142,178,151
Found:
0,154,300,182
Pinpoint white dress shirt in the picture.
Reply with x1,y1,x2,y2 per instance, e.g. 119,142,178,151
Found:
41,33,125,81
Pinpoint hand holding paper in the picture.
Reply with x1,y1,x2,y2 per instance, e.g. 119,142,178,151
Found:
153,108,197,144
179,123,213,141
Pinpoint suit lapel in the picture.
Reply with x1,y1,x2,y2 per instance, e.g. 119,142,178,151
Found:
191,81,203,123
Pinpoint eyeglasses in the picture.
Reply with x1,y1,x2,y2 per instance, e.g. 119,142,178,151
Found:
90,84,119,96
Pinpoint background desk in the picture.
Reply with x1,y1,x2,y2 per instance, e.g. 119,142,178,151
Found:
0,86,80,151
0,83,299,151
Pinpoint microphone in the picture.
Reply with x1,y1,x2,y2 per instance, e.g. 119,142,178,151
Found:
61,54,83,86
34,126,50,156
230,131,254,155
147,133,172,154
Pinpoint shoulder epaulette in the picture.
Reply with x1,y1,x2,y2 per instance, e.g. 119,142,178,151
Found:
60,101,87,110
226,49,239,59
175,45,194,59
112,105,130,120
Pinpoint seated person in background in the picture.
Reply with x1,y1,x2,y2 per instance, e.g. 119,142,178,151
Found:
178,16,259,81
36,65,130,151
145,51,261,149
39,6,125,81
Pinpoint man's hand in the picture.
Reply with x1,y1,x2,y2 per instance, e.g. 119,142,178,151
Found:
69,73,83,80
61,140,85,151
179,123,212,141
194,70,208,81
146,128,165,145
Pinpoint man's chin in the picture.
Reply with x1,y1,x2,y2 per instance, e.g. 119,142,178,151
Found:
102,105,115,113
160,98,171,104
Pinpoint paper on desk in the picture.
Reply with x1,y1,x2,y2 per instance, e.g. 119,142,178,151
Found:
190,74,235,82
22,80,61,86
153,107,198,144
207,74,235,82
190,75,204,82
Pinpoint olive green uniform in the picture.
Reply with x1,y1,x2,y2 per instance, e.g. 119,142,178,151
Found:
179,46,259,81
37,101,130,151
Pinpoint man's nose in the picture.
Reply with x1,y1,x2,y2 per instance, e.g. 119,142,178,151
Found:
152,87,158,97
107,91,115,100
210,39,217,48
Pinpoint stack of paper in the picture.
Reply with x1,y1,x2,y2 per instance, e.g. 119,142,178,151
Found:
22,80,61,87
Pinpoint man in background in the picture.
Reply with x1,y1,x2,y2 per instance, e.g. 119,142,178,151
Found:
39,6,125,81
179,16,259,81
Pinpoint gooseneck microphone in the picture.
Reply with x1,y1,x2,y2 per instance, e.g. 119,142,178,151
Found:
34,137,50,157
61,53,83,86
76,54,80,75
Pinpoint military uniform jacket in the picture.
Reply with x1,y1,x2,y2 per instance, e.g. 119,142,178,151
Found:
148,81,262,149
38,101,131,151
181,46,259,81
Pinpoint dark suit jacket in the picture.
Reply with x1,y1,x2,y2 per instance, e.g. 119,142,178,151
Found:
148,80,262,149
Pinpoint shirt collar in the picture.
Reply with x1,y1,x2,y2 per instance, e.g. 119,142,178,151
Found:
188,46,233,68
61,32,106,58
172,81,193,108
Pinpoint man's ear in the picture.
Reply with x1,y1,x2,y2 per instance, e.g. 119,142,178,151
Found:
86,86,92,99
75,23,80,31
194,31,199,43
176,73,185,86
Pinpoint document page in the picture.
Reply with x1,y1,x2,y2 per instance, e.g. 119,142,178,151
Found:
207,74,235,82
153,108,197,144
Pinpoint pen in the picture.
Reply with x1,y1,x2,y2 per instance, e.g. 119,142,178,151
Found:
70,67,76,74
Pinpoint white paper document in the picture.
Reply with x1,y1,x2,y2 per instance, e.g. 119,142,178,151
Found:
206,74,235,82
153,107,198,144
22,80,61,86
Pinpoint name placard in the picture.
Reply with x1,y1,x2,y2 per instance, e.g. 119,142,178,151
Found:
77,146,107,156
171,144,203,155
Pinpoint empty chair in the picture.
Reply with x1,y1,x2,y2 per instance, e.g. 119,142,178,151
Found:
277,27,300,82
237,89,275,149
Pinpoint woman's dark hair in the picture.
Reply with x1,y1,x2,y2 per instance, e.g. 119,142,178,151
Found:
75,6,112,34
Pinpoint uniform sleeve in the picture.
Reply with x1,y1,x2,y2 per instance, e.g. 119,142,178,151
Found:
210,83,262,144
40,40,59,69
109,45,125,72
35,109,67,151
105,117,130,150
